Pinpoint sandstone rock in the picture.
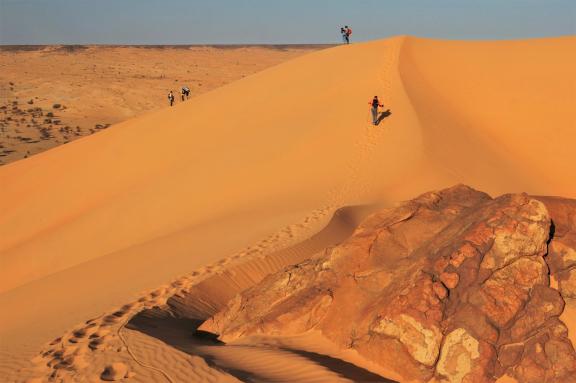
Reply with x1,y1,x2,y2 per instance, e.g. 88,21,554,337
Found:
480,198,549,271
436,328,494,383
440,272,459,289
433,281,448,299
507,285,564,342
536,196,576,275
498,343,524,368
372,312,442,367
199,186,576,382
445,304,499,344
543,339,576,381
470,257,549,328
558,268,576,299
546,242,576,275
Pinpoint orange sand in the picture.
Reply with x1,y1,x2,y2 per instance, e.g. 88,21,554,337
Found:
1,36,575,381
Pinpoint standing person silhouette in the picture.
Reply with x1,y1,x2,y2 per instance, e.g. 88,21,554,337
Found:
340,27,347,44
345,25,352,44
370,96,383,125
168,91,175,107
181,86,190,101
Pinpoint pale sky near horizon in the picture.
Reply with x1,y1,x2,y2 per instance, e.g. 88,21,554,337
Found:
0,0,574,45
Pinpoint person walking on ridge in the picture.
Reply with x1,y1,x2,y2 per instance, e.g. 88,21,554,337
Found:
345,25,352,44
340,27,347,44
168,91,175,107
370,96,383,125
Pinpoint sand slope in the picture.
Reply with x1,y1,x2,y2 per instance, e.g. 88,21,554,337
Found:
1,36,575,380
399,37,576,197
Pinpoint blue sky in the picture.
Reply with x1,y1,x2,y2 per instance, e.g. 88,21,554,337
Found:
0,0,574,44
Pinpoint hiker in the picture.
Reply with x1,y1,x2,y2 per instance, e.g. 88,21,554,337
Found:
370,96,383,125
345,25,352,44
181,86,190,101
168,91,175,107
340,27,347,44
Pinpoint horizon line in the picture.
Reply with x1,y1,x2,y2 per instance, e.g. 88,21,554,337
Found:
1,33,574,47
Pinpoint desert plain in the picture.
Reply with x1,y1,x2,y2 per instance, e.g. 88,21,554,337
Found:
0,36,575,383
0,45,324,165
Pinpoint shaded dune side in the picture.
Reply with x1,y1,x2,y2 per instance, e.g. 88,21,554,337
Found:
124,316,393,383
398,36,576,198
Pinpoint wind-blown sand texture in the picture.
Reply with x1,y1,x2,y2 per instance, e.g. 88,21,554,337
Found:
0,45,327,165
0,36,575,382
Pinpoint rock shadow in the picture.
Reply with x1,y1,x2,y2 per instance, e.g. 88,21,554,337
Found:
127,307,397,382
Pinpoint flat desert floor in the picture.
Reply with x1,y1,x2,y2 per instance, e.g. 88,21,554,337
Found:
0,45,327,165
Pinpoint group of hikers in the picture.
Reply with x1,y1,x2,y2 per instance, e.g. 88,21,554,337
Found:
168,86,191,106
166,28,391,126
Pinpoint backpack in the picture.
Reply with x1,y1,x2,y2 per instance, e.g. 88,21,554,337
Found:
347,28,352,36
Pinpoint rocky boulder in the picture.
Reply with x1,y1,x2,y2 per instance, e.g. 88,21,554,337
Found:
536,196,576,300
200,185,576,383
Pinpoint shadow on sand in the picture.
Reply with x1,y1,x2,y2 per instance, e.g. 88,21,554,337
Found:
126,308,398,383
374,109,392,126
375,109,392,126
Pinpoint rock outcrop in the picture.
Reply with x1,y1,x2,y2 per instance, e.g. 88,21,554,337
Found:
200,185,576,382
537,196,576,300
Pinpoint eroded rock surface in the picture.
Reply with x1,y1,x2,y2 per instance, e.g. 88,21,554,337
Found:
200,185,576,382
537,196,576,300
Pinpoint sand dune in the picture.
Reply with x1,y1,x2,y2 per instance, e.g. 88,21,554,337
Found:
1,36,575,381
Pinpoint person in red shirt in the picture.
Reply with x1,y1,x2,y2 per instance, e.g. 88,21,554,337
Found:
370,96,383,125
345,26,352,44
